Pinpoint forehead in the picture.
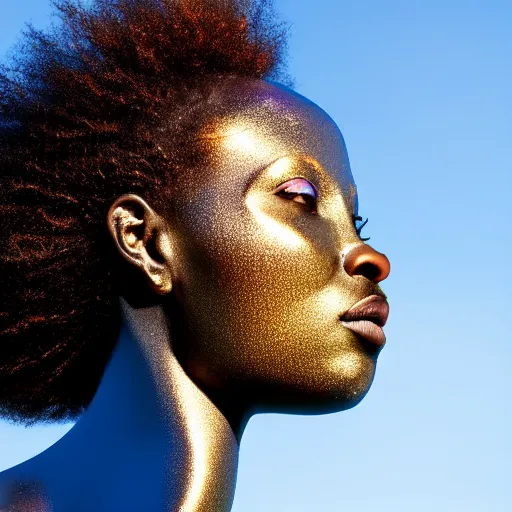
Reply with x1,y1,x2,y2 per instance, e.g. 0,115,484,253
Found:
200,79,356,198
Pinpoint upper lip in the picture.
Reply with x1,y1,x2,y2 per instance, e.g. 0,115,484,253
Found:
340,295,389,327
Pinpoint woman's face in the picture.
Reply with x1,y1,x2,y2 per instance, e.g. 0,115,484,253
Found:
162,79,390,415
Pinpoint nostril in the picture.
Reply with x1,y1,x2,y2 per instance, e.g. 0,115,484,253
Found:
353,262,381,282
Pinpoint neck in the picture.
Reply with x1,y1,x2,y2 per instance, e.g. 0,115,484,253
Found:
1,300,240,511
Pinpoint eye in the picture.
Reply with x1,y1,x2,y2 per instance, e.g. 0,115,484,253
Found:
274,178,318,213
353,215,370,242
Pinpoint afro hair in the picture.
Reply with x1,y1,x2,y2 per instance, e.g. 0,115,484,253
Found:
0,0,289,423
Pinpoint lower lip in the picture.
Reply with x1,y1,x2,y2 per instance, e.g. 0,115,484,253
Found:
341,320,386,347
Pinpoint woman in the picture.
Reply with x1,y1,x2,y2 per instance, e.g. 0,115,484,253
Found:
0,0,390,510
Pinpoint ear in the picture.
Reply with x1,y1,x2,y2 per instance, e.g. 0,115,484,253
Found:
107,194,173,295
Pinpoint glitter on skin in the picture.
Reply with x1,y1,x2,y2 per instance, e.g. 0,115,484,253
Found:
0,1,390,506
166,78,389,413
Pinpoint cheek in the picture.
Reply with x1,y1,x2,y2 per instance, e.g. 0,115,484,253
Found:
175,224,345,365
213,216,340,302
173,182,343,301
170,199,367,389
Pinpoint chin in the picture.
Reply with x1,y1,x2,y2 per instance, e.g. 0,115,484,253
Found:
251,356,377,416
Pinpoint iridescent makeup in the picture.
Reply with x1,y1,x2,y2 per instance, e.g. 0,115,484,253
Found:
274,178,318,212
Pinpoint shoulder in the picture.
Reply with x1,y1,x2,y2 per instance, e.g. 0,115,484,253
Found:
0,468,52,511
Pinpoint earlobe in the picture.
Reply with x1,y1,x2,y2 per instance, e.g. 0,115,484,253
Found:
107,194,173,295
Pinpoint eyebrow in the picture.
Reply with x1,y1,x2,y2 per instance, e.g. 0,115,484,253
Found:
241,156,287,194
266,156,296,180
264,156,327,192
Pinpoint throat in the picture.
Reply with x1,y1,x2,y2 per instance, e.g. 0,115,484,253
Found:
1,301,240,512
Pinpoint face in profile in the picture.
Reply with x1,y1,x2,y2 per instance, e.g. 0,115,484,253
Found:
135,78,390,416
0,0,389,453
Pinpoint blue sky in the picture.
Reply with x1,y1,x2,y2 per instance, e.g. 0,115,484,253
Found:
0,1,510,511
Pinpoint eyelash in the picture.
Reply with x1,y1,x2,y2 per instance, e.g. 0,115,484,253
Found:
274,178,318,213
353,215,370,242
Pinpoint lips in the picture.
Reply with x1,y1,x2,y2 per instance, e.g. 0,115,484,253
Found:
340,295,389,347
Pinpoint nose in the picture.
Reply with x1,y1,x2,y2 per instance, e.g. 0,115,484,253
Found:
343,244,390,284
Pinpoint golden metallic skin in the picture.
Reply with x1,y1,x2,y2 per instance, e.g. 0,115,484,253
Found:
164,79,390,418
0,78,390,511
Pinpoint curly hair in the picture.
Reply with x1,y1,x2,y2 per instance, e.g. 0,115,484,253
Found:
0,0,288,423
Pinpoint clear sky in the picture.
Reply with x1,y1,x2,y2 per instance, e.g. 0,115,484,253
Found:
0,1,510,511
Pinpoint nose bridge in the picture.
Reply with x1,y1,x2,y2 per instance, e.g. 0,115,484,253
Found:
326,188,359,247
324,195,362,279
335,219,365,267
